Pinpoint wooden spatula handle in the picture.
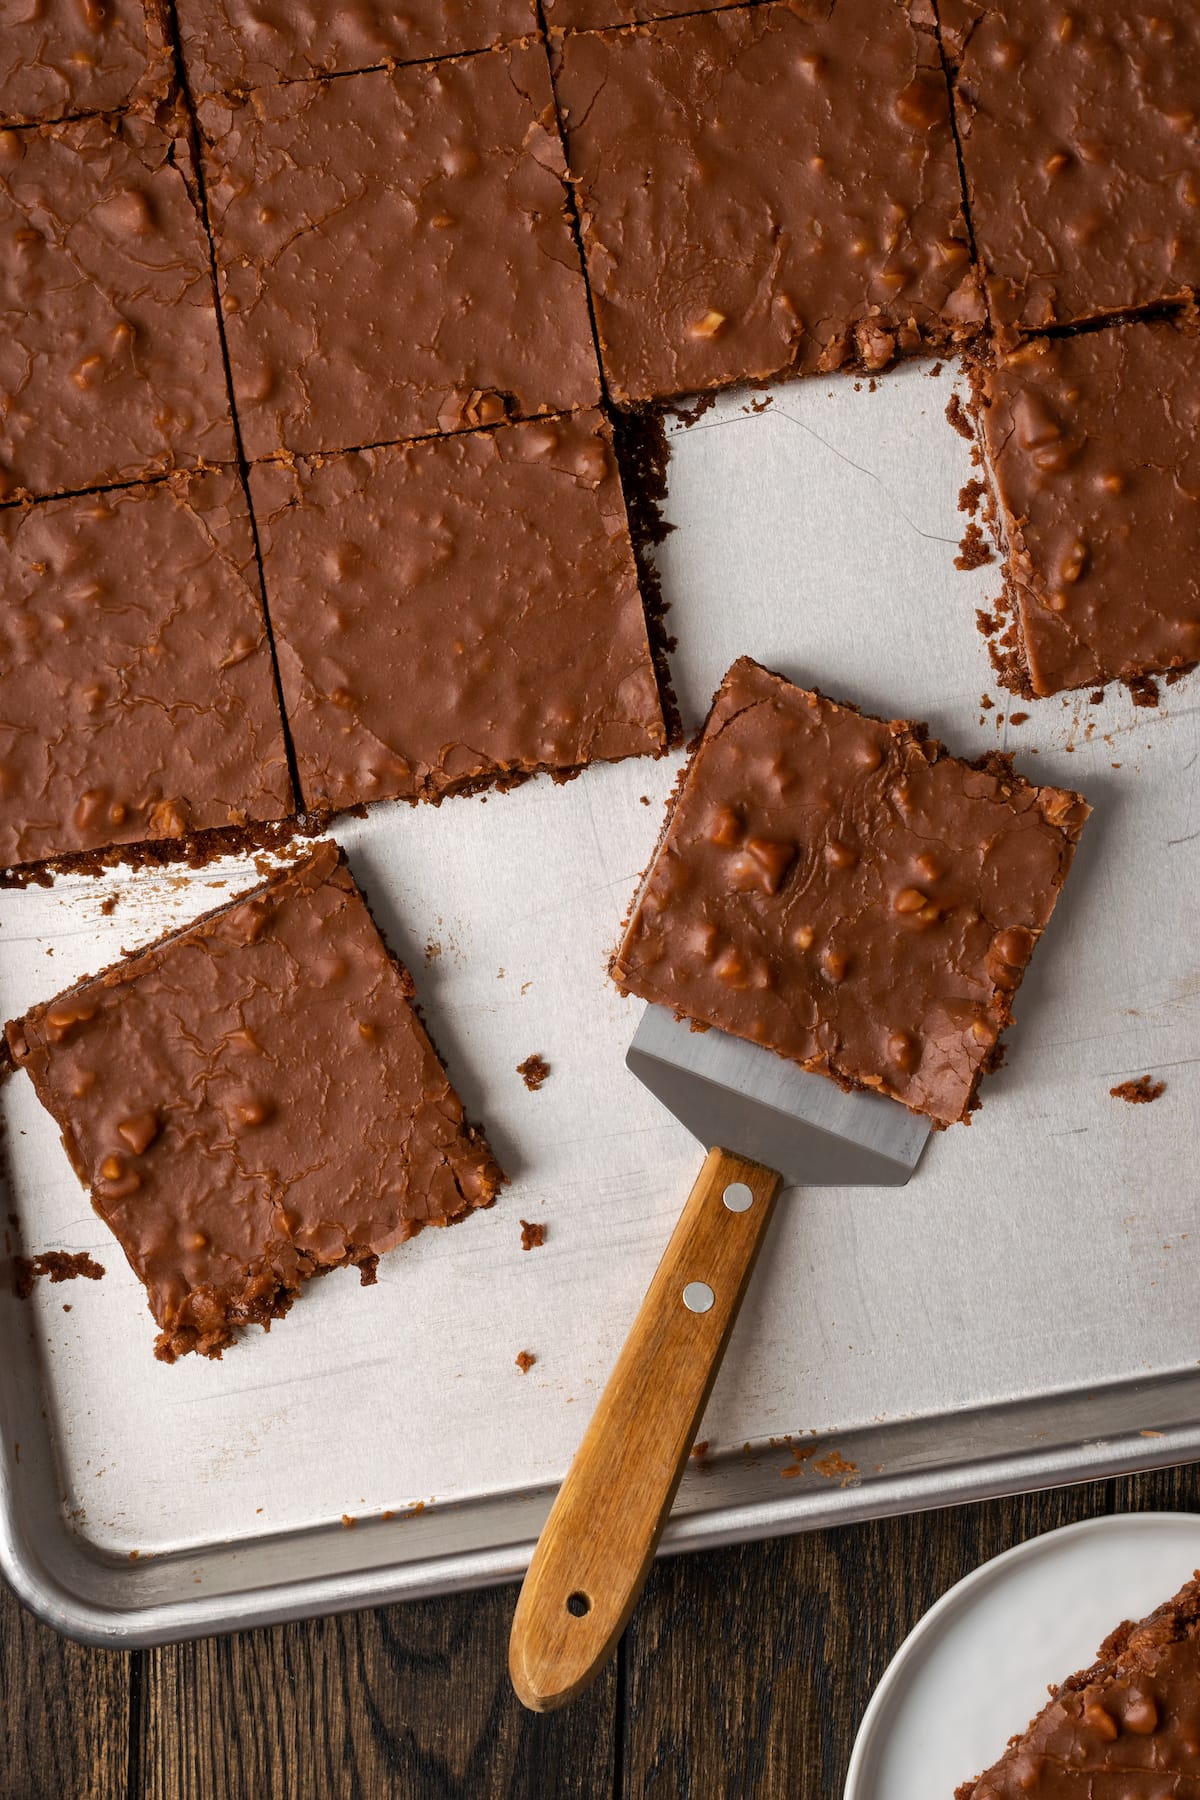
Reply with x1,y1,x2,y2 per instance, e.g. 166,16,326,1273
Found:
508,1145,783,1712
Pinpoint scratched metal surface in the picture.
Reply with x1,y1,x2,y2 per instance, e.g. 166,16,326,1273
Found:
1,360,1196,1645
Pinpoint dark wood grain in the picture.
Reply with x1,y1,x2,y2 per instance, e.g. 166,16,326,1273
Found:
621,1467,1200,1800
0,1578,130,1800
4,1468,1200,1800
134,1585,616,1800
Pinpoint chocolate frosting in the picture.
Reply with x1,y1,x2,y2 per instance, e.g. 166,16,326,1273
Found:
545,0,738,30
0,468,292,870
958,1574,1200,1797
251,409,665,809
612,658,1088,1129
973,318,1200,696
0,0,172,126
0,106,235,501
6,842,504,1360
552,0,982,405
953,0,1200,335
200,44,600,460
176,0,539,94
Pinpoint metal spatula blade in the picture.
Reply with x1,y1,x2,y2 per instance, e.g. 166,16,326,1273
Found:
627,1004,931,1188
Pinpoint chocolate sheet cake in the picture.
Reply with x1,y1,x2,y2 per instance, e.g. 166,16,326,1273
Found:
200,43,600,460
6,843,503,1359
968,317,1200,696
251,410,664,809
612,658,1089,1128
0,470,292,871
0,106,234,501
952,0,1200,337
552,0,982,405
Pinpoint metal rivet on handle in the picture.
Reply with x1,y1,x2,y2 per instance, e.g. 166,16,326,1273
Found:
682,1281,715,1314
722,1182,753,1213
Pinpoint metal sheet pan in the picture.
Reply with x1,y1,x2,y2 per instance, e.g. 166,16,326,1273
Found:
2,362,1196,1646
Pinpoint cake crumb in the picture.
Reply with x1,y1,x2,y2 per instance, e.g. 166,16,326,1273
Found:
945,391,973,440
813,1449,858,1481
341,1514,357,1529
515,1350,536,1374
1124,673,1160,708
954,521,994,570
99,893,119,915
670,392,717,428
640,795,651,805
690,1440,709,1460
975,608,997,637
13,1251,105,1300
1110,1076,1166,1104
517,1053,550,1092
780,1443,817,1479
1009,710,1029,726
424,938,442,962
958,477,986,514
980,694,994,710
1088,689,1106,705
520,1219,546,1251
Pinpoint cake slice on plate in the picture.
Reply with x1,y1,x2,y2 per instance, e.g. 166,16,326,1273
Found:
957,1572,1200,1796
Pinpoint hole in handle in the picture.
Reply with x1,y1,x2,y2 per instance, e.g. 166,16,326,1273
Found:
566,1591,591,1618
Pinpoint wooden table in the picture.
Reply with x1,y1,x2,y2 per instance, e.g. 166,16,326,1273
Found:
3,1465,1196,1798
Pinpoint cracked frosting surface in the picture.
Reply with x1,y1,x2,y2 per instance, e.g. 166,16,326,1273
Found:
974,319,1200,697
0,106,234,500
0,0,173,125
612,657,1088,1128
551,0,982,406
544,0,735,31
953,0,1200,335
176,0,539,94
957,1574,1200,1797
251,409,664,810
200,44,600,461
6,841,504,1360
0,468,292,870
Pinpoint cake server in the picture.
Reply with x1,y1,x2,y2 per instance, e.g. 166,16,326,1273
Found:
509,1002,931,1711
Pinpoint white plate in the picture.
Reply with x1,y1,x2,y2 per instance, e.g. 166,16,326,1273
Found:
845,1511,1200,1799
